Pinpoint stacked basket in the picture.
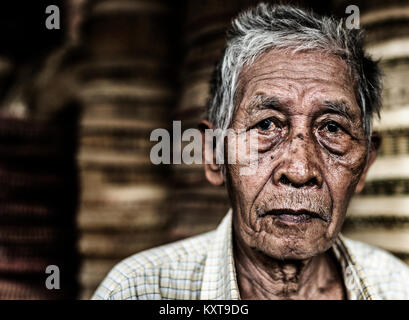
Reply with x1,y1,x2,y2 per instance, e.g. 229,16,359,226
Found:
75,0,178,299
0,116,79,299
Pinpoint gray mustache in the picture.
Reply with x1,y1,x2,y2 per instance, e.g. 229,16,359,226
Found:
255,191,332,222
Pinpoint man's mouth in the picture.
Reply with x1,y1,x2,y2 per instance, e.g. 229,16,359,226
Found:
258,209,327,223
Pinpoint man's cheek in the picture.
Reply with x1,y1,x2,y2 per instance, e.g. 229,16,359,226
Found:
227,165,253,209
227,165,268,218
321,146,367,186
326,170,361,231
331,161,366,198
230,172,258,201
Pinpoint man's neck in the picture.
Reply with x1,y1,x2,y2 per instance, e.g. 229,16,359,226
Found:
233,234,346,300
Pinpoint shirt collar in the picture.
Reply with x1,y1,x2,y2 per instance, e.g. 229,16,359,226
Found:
200,209,240,299
332,234,380,300
200,209,379,300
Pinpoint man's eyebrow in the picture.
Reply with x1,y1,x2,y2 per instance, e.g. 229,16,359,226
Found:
246,95,286,113
246,96,355,120
322,100,354,121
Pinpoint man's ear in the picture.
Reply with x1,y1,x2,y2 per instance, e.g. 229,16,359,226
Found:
198,120,224,186
355,132,381,194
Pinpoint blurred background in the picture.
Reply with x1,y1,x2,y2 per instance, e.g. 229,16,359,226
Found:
0,0,408,299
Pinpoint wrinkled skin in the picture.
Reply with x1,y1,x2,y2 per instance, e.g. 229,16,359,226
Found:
200,49,378,299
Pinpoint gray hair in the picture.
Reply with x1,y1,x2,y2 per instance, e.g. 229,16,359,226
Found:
208,3,382,141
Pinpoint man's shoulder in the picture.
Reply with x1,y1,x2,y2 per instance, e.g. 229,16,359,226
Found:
92,230,215,300
342,236,409,299
116,230,214,273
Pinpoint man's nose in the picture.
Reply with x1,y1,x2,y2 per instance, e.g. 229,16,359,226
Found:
272,134,323,188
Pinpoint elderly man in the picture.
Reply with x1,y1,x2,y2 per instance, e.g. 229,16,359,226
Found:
93,3,409,300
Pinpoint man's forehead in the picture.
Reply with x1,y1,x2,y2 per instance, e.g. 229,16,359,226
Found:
236,50,358,114
238,49,354,93
244,49,350,73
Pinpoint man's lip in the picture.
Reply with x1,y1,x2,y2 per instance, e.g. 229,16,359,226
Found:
258,209,327,221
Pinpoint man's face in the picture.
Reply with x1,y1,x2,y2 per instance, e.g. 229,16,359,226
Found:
226,49,370,260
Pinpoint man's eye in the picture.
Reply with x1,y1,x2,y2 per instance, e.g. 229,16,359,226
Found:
324,121,341,133
256,118,274,131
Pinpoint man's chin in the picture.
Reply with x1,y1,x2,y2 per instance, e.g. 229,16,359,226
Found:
259,245,320,261
246,233,332,261
235,217,335,260
253,243,315,260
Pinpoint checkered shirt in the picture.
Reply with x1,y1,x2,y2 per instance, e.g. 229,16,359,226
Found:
92,209,409,300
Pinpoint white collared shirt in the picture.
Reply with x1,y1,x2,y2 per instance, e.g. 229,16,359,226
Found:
93,209,409,300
